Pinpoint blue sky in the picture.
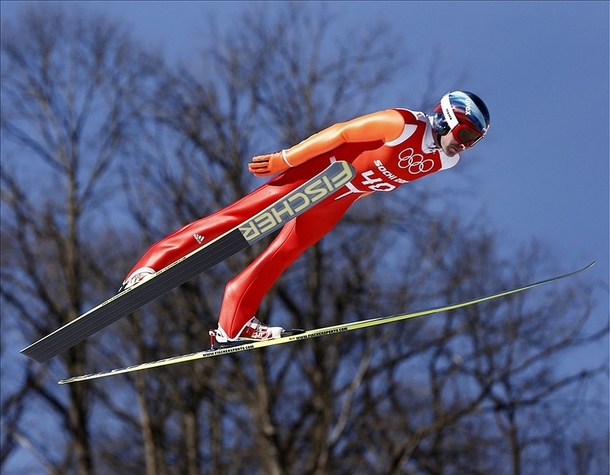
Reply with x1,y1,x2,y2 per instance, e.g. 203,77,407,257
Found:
3,0,607,354
1,1,608,471
9,0,602,274
3,1,607,277
2,0,607,343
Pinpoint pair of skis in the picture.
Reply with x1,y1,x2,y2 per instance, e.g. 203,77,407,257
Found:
58,260,595,384
18,160,595,385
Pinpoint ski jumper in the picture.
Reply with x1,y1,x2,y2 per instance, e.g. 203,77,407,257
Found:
124,109,460,338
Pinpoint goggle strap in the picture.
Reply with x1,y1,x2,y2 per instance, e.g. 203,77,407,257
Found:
441,94,460,129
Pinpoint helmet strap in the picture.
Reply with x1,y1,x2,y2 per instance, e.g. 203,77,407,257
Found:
433,132,443,149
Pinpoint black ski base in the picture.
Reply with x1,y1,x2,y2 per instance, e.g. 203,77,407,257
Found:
22,230,249,364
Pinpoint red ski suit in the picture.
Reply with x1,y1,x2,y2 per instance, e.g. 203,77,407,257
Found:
124,108,460,338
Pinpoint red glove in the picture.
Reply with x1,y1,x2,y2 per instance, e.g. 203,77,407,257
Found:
248,151,292,177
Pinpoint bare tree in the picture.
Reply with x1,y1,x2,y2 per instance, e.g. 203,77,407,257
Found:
1,5,162,473
114,4,607,475
1,3,607,475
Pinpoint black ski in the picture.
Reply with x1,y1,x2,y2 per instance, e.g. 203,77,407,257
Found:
21,160,355,364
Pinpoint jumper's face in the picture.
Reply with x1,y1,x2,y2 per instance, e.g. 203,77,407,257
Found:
439,131,466,157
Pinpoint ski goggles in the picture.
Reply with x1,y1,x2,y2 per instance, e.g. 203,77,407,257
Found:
452,123,485,148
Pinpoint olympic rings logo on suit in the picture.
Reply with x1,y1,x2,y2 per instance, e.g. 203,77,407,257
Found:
397,148,435,175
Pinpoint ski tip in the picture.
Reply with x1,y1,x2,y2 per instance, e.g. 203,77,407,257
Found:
580,261,596,273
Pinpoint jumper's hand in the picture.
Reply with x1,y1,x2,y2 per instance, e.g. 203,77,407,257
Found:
248,151,289,177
